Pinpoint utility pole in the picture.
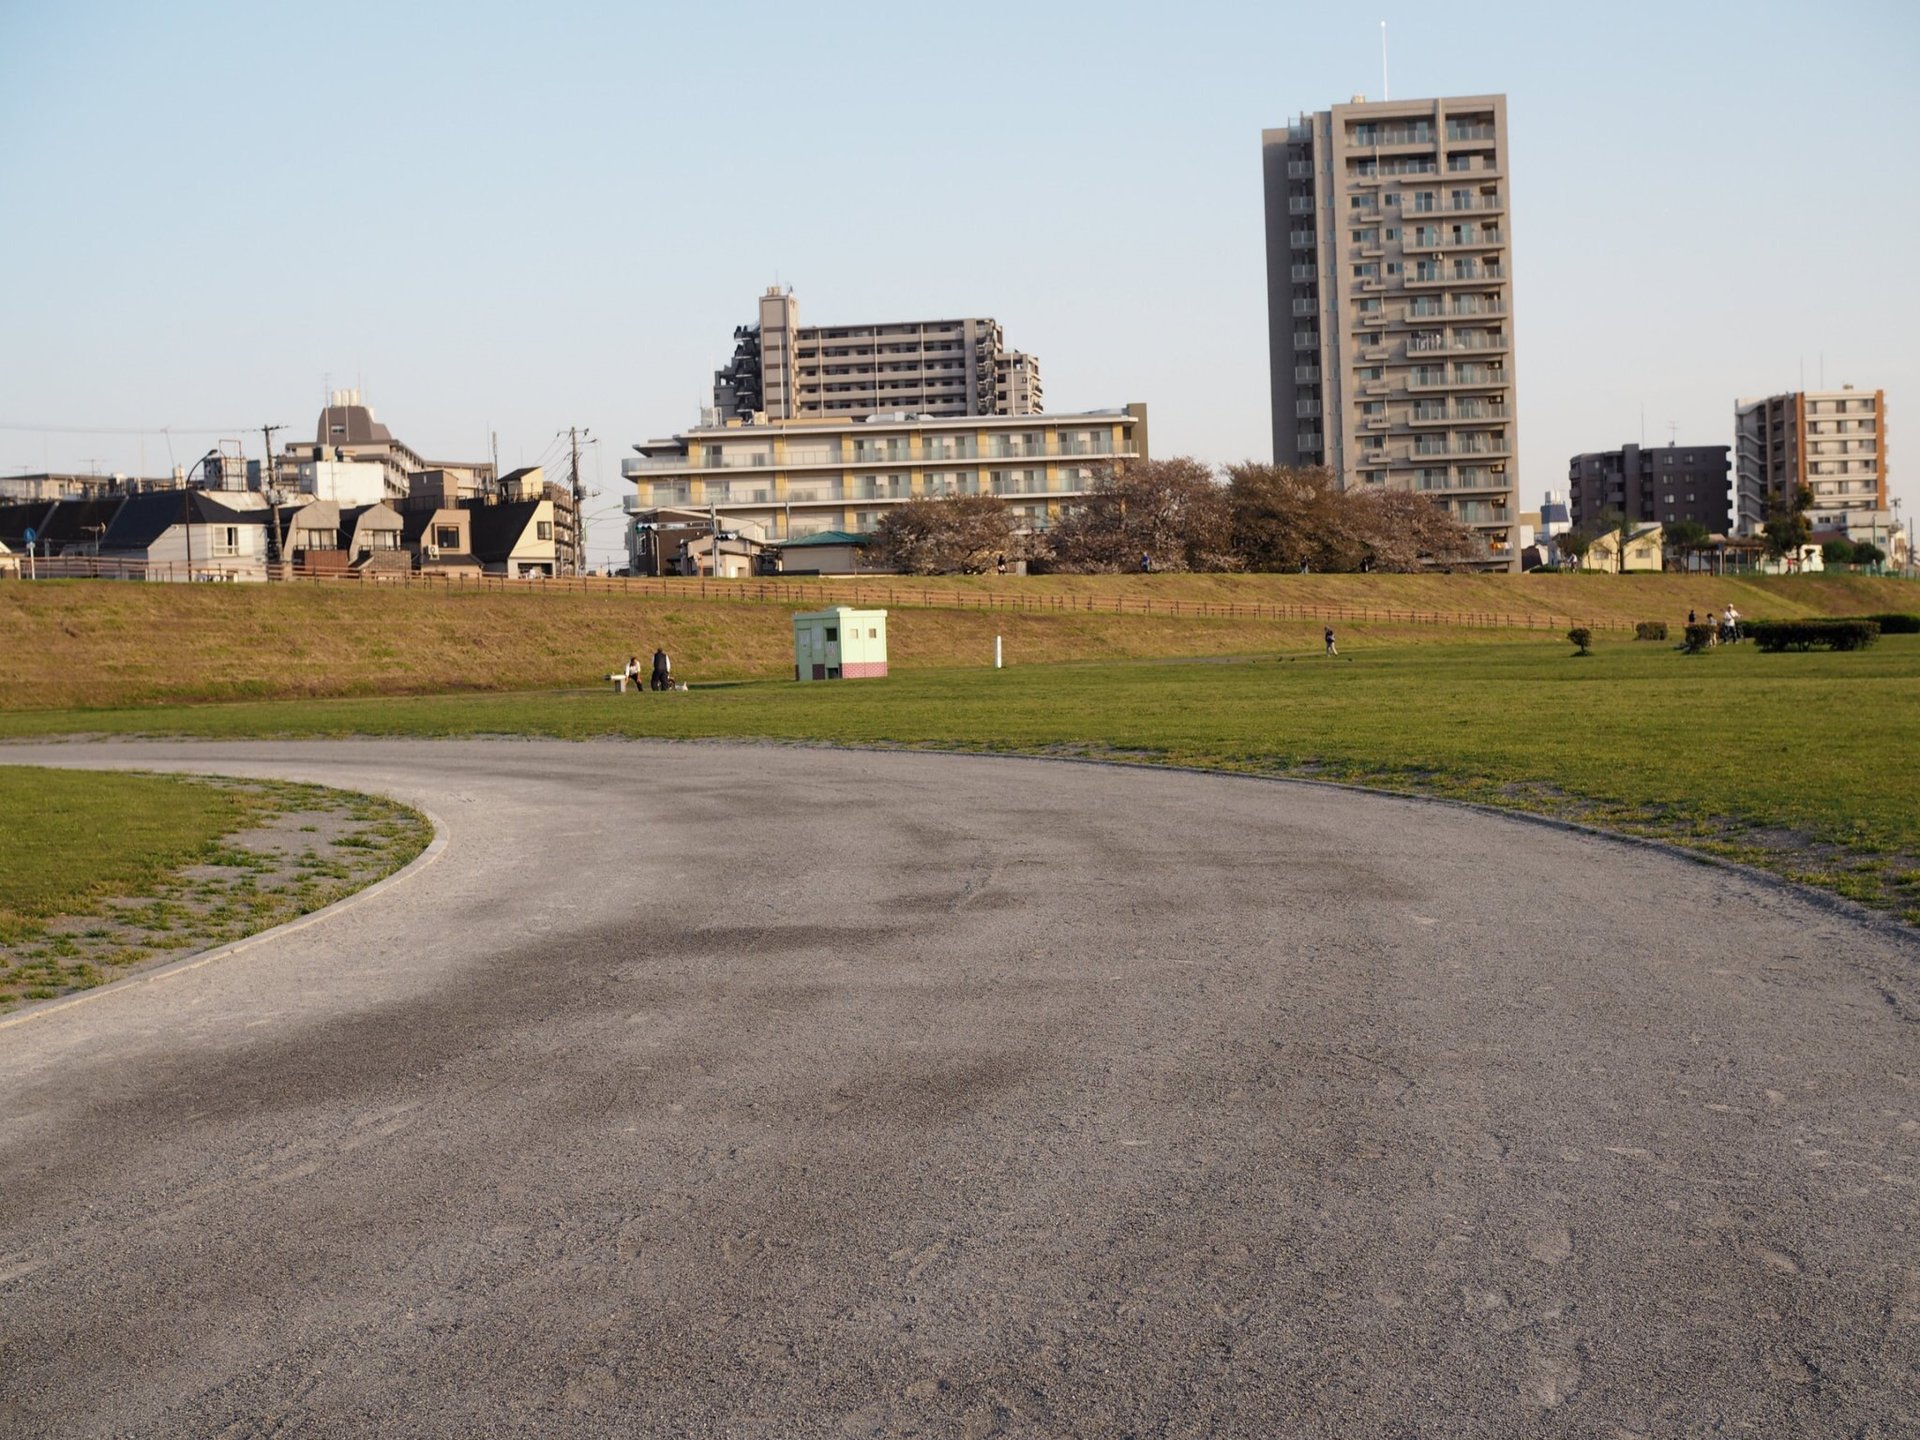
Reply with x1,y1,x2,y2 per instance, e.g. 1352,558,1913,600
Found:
562,426,591,575
260,422,287,575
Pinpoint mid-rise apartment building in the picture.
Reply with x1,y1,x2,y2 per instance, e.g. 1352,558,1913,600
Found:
1568,443,1731,532
1734,387,1888,537
621,405,1146,569
1263,94,1518,567
712,287,1043,423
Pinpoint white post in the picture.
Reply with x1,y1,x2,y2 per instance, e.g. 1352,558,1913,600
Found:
994,635,1003,670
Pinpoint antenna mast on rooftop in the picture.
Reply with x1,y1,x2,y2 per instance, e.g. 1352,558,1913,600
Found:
1380,21,1389,101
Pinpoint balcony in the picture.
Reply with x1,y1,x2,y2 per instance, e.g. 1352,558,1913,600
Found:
1435,230,1504,249
1452,193,1503,211
1295,365,1321,383
1409,442,1513,460
1293,332,1321,351
1296,401,1322,419
1446,122,1496,141
1287,160,1313,178
1409,403,1511,426
1292,298,1319,317
1351,125,1435,147
1405,266,1506,287
1289,230,1316,247
1291,263,1318,281
1288,196,1315,214
1407,369,1509,391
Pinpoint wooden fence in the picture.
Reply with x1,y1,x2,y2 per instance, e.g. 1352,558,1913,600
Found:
8,558,1634,633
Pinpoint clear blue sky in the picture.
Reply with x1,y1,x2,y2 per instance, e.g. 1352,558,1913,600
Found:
3,0,1915,563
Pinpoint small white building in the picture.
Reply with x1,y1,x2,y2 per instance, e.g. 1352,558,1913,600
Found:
793,606,888,681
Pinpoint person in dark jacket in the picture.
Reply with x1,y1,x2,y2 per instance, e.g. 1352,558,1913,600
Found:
650,647,671,691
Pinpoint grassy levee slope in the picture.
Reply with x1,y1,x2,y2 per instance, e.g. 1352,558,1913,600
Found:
2,572,1910,711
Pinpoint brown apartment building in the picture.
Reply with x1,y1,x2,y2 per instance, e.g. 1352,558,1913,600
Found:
712,287,1043,423
1734,386,1889,540
1264,94,1518,568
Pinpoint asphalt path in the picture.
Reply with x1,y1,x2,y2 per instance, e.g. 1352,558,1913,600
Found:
1,739,1916,1438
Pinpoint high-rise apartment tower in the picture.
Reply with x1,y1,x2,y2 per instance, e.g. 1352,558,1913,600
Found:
1264,95,1518,567
1733,387,1889,539
713,288,1043,424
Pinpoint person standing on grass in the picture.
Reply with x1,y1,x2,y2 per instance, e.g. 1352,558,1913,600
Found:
1140,552,1152,573
624,655,642,691
651,646,671,692
1324,626,1337,657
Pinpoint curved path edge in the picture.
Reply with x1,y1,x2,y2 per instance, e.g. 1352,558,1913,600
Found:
0,797,449,1032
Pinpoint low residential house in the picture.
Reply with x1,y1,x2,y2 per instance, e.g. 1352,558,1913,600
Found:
400,505,483,577
0,496,126,558
1580,523,1665,574
279,498,337,568
680,530,767,579
772,530,883,577
339,503,408,574
97,490,273,580
629,507,721,577
464,497,558,578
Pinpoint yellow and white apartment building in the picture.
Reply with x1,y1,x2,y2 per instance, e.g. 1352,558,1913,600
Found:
621,405,1147,567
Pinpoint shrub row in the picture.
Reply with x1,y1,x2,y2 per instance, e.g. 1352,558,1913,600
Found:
1745,619,1881,652
1848,612,1920,635
1682,623,1716,653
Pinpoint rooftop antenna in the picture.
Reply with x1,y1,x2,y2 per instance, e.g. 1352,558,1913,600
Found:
1668,420,1678,447
1380,21,1389,101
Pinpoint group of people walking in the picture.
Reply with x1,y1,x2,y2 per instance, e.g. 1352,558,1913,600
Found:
1688,605,1742,645
622,647,675,691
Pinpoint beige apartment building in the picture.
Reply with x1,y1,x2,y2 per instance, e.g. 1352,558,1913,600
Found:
1734,386,1889,539
621,405,1146,569
1264,94,1518,567
713,287,1043,422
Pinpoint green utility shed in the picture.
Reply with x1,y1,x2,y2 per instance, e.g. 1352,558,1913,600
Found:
793,606,888,681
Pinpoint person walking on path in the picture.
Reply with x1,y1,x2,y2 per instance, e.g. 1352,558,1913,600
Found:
1324,626,1338,657
650,646,672,692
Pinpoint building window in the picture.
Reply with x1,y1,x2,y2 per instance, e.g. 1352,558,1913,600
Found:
537,521,553,541
435,526,460,549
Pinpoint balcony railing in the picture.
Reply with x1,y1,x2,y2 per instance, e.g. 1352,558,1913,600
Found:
1446,122,1495,141
1288,160,1312,178
1292,299,1319,316
1288,196,1314,214
1295,365,1320,383
1409,404,1511,425
1291,263,1317,281
1296,401,1322,419
1289,230,1316,247
1407,370,1508,390
1405,266,1507,286
1293,333,1321,351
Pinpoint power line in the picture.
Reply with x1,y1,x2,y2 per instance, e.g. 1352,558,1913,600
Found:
0,421,253,436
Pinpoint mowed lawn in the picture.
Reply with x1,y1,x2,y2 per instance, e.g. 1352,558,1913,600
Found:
6,633,1918,923
0,767,256,943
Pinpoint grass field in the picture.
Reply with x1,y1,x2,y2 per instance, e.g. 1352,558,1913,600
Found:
6,631,1917,925
1,571,1910,710
0,768,432,1010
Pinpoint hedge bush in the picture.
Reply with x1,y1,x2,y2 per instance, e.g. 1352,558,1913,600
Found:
1746,618,1881,652
1567,627,1592,656
1850,612,1920,635
1682,623,1716,653
1634,621,1668,641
